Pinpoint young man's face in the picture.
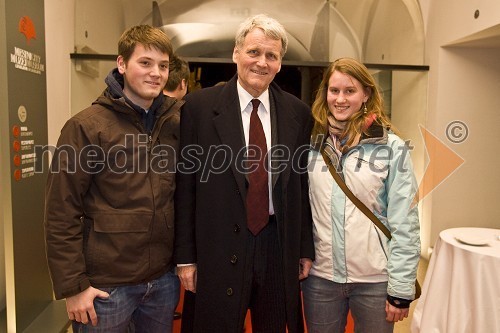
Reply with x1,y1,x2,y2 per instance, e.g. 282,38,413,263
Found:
117,43,169,109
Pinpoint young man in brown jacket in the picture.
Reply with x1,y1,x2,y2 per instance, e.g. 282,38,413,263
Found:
44,25,183,332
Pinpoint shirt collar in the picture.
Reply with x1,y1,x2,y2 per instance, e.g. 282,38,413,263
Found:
236,80,270,114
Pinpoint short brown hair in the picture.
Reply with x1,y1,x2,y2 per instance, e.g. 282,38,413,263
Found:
164,54,190,91
118,25,173,63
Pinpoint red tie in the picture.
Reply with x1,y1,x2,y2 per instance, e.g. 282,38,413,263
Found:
246,99,269,235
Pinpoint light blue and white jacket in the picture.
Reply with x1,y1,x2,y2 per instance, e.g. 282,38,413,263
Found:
307,125,420,299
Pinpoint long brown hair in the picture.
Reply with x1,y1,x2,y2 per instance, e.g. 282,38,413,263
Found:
311,58,393,148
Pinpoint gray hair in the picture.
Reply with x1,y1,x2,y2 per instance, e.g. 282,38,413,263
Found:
235,14,288,58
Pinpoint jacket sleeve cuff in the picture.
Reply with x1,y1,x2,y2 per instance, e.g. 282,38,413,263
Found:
55,279,91,300
387,295,412,308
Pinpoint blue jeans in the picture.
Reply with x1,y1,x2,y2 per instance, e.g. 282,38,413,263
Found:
72,270,180,333
302,275,393,333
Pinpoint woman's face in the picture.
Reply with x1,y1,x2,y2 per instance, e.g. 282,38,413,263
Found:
326,70,369,122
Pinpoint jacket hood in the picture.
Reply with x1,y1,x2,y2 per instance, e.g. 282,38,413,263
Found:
93,68,183,133
97,68,166,115
311,122,389,152
359,122,389,145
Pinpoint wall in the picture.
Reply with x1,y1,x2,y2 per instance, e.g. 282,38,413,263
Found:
391,71,428,254
361,0,500,256
1,0,55,329
422,0,500,249
364,0,425,65
45,0,75,147
71,0,124,115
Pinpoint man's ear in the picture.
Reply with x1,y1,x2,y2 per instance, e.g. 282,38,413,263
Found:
117,55,126,74
232,47,239,64
180,78,186,91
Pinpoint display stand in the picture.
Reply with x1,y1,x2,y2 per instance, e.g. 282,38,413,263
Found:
0,0,68,331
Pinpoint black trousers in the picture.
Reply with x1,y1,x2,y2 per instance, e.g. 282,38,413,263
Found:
180,217,286,333
239,216,286,333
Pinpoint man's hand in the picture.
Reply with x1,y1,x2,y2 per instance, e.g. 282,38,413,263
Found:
385,301,410,322
177,264,197,293
66,286,109,326
299,258,312,280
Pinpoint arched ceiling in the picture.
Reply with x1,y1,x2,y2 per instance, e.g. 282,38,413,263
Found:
119,0,425,64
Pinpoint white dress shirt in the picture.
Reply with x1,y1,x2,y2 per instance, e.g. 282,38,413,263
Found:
236,81,274,215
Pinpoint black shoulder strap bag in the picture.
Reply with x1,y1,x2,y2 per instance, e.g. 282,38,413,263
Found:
320,146,421,299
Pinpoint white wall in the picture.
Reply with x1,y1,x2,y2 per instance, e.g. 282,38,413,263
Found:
71,0,125,115
45,0,75,147
427,47,500,244
423,0,500,249
364,0,425,65
391,71,428,254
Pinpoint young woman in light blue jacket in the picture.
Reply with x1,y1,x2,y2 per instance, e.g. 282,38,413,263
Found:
303,57,420,333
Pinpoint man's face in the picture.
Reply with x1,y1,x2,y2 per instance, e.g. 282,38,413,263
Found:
232,28,282,97
117,43,169,109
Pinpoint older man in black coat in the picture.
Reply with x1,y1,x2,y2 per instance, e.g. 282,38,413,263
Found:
175,14,314,333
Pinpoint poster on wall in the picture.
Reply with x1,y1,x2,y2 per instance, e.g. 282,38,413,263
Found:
4,0,53,330
8,16,47,182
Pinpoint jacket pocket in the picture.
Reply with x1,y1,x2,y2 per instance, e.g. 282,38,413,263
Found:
344,155,388,205
93,213,152,233
157,207,175,269
85,213,153,283
164,207,174,229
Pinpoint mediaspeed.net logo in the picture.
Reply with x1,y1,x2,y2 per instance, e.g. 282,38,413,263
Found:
19,16,36,44
413,122,466,207
32,122,467,205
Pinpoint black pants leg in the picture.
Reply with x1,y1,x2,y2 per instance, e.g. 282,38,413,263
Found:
243,217,287,333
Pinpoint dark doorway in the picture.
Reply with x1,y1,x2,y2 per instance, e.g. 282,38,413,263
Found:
188,62,303,99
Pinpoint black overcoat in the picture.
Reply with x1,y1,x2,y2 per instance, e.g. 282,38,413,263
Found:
175,75,314,332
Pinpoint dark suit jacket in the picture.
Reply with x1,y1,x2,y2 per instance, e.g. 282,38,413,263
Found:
175,75,314,332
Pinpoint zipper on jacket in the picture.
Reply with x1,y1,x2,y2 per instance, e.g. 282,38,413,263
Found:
146,112,173,232
357,158,363,169
342,202,349,284
375,224,389,260
339,154,349,284
150,112,176,146
147,135,153,152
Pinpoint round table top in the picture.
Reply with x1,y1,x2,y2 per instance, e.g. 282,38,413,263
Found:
440,227,500,258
